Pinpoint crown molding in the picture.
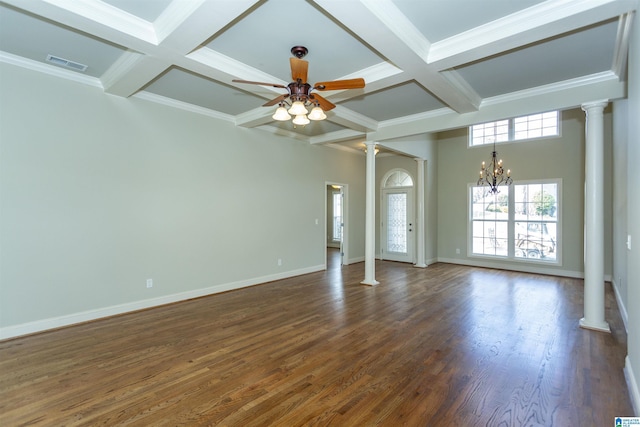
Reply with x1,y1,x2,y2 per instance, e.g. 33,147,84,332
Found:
133,91,235,122
0,51,103,89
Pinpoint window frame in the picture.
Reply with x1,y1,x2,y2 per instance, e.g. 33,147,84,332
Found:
468,179,562,265
469,110,561,147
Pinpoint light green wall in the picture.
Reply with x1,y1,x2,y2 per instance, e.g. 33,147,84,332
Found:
0,63,366,331
621,13,640,414
436,108,614,277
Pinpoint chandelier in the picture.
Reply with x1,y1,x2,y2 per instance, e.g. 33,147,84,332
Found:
271,81,327,125
477,141,512,194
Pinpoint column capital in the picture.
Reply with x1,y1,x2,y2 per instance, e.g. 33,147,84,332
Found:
414,157,425,162
581,99,609,112
364,141,377,148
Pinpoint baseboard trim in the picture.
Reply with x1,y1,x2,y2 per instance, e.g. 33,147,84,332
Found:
436,257,584,278
612,278,629,333
0,265,324,341
625,356,640,416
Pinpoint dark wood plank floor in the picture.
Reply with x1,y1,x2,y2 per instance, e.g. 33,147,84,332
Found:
0,251,633,426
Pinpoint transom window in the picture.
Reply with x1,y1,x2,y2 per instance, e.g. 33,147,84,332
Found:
470,180,560,263
470,111,559,146
384,170,413,188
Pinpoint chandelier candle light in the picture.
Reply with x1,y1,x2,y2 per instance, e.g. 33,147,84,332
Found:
477,141,512,194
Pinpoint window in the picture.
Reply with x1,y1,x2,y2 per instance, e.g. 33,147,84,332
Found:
470,180,560,263
332,192,342,242
470,111,559,146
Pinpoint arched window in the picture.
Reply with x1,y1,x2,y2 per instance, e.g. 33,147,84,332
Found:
383,170,413,188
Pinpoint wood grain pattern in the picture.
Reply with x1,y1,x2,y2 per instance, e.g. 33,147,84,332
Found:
0,252,633,426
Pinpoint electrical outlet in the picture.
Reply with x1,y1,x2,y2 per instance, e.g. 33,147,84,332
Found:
146,279,153,288
456,248,461,254
277,259,282,266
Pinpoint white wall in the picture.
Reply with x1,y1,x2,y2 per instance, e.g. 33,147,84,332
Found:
0,62,366,338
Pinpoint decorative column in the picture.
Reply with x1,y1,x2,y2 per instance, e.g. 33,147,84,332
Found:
414,158,427,268
580,100,610,333
361,141,379,285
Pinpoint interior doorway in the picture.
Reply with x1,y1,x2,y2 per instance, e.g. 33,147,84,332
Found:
326,183,347,268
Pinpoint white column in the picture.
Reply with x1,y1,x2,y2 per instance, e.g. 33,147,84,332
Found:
580,100,610,333
361,141,379,285
414,158,427,268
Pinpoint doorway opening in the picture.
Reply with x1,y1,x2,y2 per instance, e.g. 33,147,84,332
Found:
326,183,347,269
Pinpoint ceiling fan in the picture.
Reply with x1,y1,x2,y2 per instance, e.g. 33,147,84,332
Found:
232,46,365,125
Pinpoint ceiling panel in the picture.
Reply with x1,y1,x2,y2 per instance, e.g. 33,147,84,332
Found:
455,19,619,98
100,0,173,22
0,4,126,78
206,0,383,84
394,0,546,42
340,82,445,121
144,67,265,115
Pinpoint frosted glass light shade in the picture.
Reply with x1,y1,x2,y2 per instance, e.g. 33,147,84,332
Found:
292,114,310,125
308,106,326,121
272,106,291,121
288,101,308,116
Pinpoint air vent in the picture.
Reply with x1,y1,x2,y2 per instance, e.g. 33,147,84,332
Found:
46,54,88,72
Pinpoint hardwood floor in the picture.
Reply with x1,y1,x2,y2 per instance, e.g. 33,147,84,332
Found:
0,252,633,426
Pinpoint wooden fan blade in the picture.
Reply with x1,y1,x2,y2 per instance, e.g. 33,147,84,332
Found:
290,58,308,83
262,94,289,107
310,93,336,111
313,78,365,91
232,79,286,89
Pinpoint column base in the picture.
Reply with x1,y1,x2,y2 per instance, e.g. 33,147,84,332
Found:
360,279,379,286
414,263,427,268
579,317,611,333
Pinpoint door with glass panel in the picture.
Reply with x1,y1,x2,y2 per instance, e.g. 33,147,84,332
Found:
381,170,414,263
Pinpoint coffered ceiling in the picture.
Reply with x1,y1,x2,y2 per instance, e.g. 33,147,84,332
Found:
0,0,636,154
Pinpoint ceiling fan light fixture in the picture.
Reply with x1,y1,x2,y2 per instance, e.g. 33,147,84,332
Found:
308,106,326,121
272,106,291,121
288,101,308,116
292,114,310,126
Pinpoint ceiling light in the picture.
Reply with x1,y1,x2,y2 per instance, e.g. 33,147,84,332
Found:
477,141,512,194
308,106,327,121
272,105,291,121
292,114,310,126
363,145,379,155
288,101,308,116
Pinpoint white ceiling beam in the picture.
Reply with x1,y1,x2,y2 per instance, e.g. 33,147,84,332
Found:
612,12,635,80
2,0,159,52
325,106,378,133
101,51,171,97
155,0,261,52
429,0,638,70
235,108,275,128
313,0,479,113
370,71,626,141
310,129,367,145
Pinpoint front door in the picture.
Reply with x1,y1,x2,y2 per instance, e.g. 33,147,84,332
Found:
381,189,414,263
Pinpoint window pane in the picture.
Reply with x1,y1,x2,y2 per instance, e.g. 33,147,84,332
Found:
387,193,407,253
470,120,509,146
513,111,558,140
513,182,558,260
332,193,342,241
